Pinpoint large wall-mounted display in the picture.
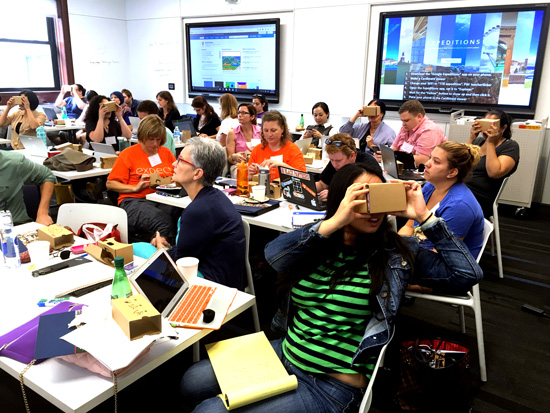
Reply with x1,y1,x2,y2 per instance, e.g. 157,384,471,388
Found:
374,5,550,115
185,19,280,103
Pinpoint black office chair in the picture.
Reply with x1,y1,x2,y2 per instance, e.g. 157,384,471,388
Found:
23,184,41,221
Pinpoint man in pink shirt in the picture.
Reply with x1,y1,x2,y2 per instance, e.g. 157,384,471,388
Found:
391,100,446,166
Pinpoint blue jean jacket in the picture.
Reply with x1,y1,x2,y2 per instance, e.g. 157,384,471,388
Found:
264,218,483,365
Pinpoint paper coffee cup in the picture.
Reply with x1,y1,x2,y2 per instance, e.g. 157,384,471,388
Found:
176,257,199,282
252,185,266,201
27,241,51,265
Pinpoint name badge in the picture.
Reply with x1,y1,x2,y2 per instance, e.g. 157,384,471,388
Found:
270,155,283,163
401,142,414,153
105,136,117,145
149,154,162,167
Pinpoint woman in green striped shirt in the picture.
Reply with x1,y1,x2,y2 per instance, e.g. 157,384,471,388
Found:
181,163,482,412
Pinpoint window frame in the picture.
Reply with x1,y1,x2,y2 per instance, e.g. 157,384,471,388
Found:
0,16,61,92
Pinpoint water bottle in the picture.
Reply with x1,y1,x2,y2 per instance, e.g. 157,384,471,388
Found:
111,257,132,300
36,126,47,146
174,123,181,144
299,114,304,129
236,161,249,197
1,211,21,269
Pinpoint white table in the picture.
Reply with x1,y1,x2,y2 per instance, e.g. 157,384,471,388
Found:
125,137,186,149
23,152,112,181
0,224,255,413
146,191,322,233
44,124,85,132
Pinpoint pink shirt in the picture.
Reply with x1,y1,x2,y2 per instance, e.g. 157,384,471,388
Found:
392,116,446,157
233,124,261,153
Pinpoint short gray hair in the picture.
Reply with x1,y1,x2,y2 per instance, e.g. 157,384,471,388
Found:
187,137,226,186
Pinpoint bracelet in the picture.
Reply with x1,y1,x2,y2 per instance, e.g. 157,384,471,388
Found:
418,212,434,227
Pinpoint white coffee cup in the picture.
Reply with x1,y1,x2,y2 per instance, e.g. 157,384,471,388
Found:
27,241,51,265
252,185,266,201
176,257,199,282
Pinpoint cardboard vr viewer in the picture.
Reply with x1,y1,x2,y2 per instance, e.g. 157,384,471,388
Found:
354,182,407,214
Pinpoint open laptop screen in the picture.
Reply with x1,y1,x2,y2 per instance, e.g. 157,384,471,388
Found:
131,250,187,314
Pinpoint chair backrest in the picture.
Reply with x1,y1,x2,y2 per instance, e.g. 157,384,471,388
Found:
477,219,494,262
358,338,392,413
241,218,255,296
492,176,509,216
57,203,129,243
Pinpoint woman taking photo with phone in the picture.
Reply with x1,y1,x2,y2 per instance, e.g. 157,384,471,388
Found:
181,162,482,412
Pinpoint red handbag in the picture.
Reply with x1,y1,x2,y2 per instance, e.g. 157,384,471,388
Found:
76,223,121,243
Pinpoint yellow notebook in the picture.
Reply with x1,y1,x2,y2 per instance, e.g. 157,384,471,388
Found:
206,332,298,410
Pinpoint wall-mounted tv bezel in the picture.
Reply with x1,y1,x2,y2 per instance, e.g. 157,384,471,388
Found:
373,4,550,116
185,18,281,104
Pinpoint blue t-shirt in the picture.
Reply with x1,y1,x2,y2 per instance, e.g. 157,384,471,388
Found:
416,182,484,258
64,96,84,119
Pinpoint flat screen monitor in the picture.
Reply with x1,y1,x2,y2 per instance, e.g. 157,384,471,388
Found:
185,19,280,103
374,5,550,116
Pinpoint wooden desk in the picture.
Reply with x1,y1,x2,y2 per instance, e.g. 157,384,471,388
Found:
0,224,255,413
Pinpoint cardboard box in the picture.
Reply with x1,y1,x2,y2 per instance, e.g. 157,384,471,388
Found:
101,101,117,112
477,118,500,132
55,143,82,152
11,96,22,105
269,182,281,199
362,105,381,116
37,224,74,249
354,182,407,214
112,295,161,340
308,148,322,160
303,154,314,165
100,156,118,169
181,130,191,143
84,238,133,267
54,119,66,125
149,173,173,188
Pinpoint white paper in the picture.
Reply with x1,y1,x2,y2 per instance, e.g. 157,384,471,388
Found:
61,317,167,372
400,142,414,153
270,155,283,162
148,154,162,167
105,136,117,145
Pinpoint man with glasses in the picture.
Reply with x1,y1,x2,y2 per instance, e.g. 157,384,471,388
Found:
152,137,246,290
315,133,380,201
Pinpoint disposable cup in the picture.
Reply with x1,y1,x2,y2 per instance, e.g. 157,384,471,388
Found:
27,241,51,265
176,257,199,282
252,185,266,201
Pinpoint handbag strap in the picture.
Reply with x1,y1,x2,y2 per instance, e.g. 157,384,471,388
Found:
19,359,37,413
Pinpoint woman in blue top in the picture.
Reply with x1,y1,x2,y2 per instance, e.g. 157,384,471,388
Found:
180,162,482,413
399,141,484,258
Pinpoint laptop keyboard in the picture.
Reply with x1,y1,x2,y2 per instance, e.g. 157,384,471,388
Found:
168,285,216,326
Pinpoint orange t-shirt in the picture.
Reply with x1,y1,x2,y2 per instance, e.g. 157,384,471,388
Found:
249,140,306,180
107,144,175,205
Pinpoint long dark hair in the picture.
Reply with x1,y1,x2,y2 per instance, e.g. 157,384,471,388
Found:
192,95,216,122
277,163,415,296
85,95,115,130
485,110,512,139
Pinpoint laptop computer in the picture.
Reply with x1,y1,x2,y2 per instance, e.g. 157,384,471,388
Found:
278,166,326,211
380,145,424,181
177,118,198,137
128,116,141,130
130,248,235,329
294,138,312,156
19,135,49,158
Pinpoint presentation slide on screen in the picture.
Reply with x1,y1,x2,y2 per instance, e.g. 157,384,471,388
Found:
379,10,544,107
188,23,277,94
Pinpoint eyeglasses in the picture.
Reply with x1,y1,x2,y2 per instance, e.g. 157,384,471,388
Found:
325,138,356,151
177,157,196,168
238,111,250,115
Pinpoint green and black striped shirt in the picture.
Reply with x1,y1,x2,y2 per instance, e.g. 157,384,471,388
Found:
282,249,378,377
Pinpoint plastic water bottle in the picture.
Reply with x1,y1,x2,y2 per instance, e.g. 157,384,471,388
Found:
299,114,305,129
1,211,21,270
174,124,181,144
62,106,68,120
36,126,47,146
111,257,132,299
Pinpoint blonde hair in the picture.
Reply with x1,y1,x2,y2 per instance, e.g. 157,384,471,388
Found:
137,114,167,146
219,93,238,120
260,110,291,148
438,141,480,182
325,133,357,157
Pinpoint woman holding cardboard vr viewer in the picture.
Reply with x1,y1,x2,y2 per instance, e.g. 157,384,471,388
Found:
465,110,519,218
0,90,46,149
181,162,482,412
85,95,132,152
